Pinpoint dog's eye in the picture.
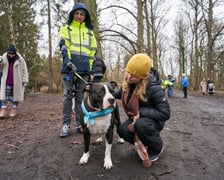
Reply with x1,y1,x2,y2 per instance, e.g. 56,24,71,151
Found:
94,86,105,95
100,87,105,93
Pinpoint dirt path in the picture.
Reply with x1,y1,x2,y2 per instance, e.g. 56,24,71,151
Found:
0,91,224,180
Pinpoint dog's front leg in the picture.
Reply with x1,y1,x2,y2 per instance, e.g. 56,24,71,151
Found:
104,139,113,169
79,129,90,164
104,129,113,169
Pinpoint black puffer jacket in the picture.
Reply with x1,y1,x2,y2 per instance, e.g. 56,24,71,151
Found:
92,56,106,76
139,68,170,129
114,68,170,130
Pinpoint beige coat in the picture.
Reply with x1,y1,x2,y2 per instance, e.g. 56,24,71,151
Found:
0,52,29,101
200,80,207,93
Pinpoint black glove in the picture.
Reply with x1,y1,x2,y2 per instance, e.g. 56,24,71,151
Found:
59,39,65,50
66,62,76,72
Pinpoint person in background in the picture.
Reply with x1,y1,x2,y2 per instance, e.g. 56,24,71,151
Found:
0,44,29,118
113,53,170,167
167,75,176,97
182,73,188,98
200,78,207,95
161,79,173,93
92,54,106,82
58,2,97,137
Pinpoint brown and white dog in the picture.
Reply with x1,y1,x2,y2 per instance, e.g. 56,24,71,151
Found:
79,82,124,169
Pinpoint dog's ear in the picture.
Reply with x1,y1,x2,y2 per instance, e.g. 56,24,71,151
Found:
106,82,115,93
109,81,118,90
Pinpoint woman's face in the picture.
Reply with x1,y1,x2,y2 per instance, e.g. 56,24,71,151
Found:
126,72,141,84
7,53,16,59
73,9,85,23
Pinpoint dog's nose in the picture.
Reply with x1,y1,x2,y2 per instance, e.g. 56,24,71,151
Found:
108,98,115,105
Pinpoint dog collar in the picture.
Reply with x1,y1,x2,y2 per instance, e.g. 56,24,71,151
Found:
81,101,113,125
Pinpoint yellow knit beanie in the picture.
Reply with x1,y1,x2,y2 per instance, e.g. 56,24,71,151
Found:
126,53,152,79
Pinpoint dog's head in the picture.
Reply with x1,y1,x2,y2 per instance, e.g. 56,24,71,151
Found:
88,82,116,110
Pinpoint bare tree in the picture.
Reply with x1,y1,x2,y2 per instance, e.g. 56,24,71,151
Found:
184,0,203,90
174,19,188,78
200,0,224,80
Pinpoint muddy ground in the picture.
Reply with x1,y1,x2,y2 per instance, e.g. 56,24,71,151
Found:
0,90,224,180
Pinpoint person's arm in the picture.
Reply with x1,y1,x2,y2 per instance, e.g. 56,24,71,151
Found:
89,31,97,73
20,55,29,84
102,60,106,74
140,86,170,122
58,25,71,69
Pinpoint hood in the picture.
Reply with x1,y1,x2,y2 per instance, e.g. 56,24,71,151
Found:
68,2,93,30
148,67,162,86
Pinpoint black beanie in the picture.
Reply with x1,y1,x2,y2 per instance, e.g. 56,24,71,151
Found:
7,44,17,54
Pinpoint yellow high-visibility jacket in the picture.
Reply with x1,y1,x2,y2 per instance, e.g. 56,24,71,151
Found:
161,79,173,90
59,21,97,74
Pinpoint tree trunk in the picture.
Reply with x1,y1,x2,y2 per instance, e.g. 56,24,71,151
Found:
47,0,53,92
137,0,144,53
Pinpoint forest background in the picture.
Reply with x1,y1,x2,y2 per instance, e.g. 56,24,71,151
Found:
0,0,224,93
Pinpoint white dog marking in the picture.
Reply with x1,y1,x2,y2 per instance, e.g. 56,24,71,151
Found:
104,140,113,169
79,152,90,164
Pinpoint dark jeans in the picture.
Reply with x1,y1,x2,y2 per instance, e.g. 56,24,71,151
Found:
183,87,188,98
62,74,89,127
167,85,174,97
118,118,163,156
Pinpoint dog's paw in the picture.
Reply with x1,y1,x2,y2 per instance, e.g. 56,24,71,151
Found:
79,152,90,164
95,136,103,143
117,137,124,144
104,157,113,169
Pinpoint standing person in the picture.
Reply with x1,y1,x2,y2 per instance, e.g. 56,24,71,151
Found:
182,73,189,98
113,53,170,167
200,78,207,95
92,54,106,82
0,44,29,118
167,75,175,97
58,2,97,137
161,79,173,93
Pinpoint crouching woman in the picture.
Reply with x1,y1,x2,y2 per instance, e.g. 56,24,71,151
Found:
113,53,170,167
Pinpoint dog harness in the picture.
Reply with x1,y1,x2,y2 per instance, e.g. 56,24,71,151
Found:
81,101,113,125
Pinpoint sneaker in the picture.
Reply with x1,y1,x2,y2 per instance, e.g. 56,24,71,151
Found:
150,146,165,162
9,109,17,117
60,124,71,138
0,109,7,118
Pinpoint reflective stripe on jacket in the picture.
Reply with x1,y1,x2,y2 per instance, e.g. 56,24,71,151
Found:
59,21,97,74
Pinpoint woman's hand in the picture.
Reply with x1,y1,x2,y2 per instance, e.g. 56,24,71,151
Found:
132,111,140,122
128,111,140,133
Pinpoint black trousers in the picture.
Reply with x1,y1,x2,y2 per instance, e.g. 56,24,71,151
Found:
183,87,188,98
118,118,163,156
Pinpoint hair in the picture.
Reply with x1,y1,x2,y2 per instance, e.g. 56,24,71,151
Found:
122,71,148,101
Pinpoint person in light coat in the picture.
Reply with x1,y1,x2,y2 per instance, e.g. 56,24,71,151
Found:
200,78,207,95
0,44,29,118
